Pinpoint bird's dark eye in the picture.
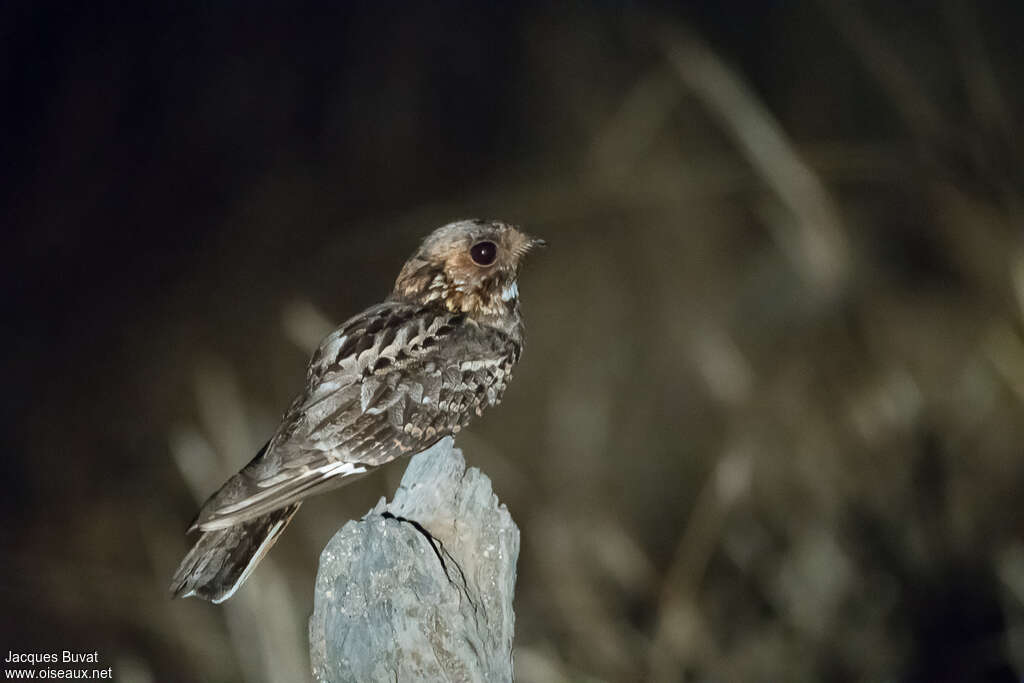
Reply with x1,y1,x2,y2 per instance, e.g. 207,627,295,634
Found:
469,241,498,266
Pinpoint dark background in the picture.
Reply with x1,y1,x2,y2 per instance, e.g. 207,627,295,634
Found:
3,1,1024,681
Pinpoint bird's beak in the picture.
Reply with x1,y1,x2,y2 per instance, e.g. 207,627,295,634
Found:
513,230,547,257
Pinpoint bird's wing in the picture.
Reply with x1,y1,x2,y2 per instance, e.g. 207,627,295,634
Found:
193,301,518,531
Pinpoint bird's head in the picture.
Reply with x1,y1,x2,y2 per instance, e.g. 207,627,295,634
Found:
392,219,545,317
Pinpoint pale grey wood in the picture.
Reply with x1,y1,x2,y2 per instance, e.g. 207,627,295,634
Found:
309,436,519,682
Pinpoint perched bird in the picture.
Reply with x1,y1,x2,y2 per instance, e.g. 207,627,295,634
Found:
170,219,544,603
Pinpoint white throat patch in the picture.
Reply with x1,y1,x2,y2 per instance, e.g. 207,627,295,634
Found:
501,281,519,302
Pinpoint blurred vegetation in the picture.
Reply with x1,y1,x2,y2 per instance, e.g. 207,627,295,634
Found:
3,2,1024,681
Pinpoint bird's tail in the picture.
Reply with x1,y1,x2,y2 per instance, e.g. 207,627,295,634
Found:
169,502,301,603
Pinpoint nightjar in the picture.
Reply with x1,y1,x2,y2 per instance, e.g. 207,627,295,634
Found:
170,219,543,603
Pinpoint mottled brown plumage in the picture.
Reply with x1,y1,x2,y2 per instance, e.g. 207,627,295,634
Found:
170,219,542,602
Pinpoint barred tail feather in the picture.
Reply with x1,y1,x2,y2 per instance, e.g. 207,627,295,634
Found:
170,502,301,603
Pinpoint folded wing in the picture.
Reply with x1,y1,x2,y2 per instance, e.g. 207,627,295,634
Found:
191,301,517,531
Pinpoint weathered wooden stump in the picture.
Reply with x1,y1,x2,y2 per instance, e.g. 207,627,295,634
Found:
309,437,519,682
